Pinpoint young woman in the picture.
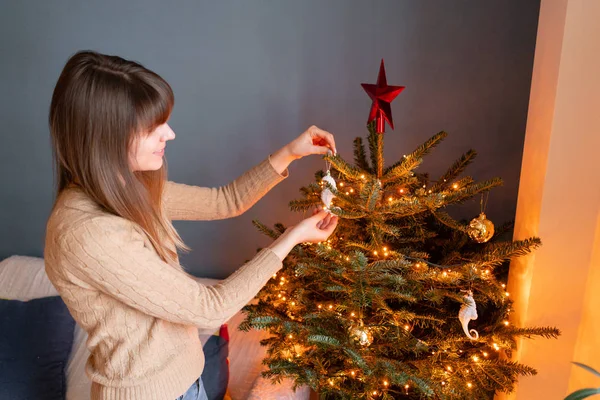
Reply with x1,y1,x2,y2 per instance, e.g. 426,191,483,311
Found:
44,50,338,400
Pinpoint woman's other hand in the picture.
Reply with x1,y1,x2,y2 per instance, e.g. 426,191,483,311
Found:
268,208,338,261
288,208,338,244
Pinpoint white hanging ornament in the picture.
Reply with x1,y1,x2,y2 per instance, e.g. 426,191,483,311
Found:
321,170,337,209
458,290,479,340
320,148,338,212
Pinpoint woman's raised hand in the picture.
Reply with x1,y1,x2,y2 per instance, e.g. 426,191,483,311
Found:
286,125,337,159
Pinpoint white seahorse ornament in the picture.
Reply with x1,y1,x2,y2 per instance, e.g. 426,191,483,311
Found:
458,290,479,340
321,170,337,210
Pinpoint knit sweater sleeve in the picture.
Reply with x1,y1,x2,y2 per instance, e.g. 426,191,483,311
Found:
162,155,289,221
54,216,283,330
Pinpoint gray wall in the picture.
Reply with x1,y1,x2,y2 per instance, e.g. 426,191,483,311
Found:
0,1,540,278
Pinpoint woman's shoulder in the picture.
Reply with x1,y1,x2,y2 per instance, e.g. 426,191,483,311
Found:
46,187,134,248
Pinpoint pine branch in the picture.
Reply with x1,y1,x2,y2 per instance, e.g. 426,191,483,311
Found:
343,347,370,371
332,208,368,220
431,210,469,233
503,326,561,339
289,198,321,212
443,178,503,204
324,153,370,181
383,131,448,184
472,238,542,266
367,126,384,177
431,149,477,191
307,335,341,347
359,179,382,211
353,137,372,172
252,220,281,239
379,196,430,217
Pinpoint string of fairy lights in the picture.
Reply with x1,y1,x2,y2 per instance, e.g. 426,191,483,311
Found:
329,174,462,202
264,175,512,396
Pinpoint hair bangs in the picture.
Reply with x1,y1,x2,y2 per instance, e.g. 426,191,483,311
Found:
134,76,174,136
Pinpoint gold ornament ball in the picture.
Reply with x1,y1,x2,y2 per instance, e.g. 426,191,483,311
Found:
349,324,373,346
467,213,495,243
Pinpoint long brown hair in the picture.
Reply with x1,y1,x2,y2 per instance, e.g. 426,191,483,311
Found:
49,50,190,263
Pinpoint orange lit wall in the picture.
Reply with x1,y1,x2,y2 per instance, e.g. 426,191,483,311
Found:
498,0,600,398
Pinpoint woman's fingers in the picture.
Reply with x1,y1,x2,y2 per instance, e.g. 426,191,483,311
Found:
309,126,337,155
323,216,338,233
319,213,337,230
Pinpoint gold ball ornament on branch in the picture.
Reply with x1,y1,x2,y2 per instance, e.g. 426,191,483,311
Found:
349,321,373,346
467,213,495,243
467,192,495,243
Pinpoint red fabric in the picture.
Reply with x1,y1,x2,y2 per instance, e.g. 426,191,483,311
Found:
219,323,230,342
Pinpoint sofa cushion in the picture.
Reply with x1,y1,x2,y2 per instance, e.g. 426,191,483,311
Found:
0,296,76,400
0,255,91,400
201,324,230,400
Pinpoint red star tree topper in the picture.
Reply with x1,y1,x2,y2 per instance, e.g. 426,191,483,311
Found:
361,59,405,133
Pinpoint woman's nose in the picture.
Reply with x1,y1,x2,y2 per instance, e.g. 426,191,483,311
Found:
161,127,176,141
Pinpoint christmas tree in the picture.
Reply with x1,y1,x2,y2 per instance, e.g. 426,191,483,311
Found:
241,60,559,399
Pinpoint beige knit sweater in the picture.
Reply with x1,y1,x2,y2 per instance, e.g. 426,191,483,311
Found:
44,156,288,400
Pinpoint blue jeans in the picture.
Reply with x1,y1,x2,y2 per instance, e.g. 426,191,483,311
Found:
176,377,209,400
